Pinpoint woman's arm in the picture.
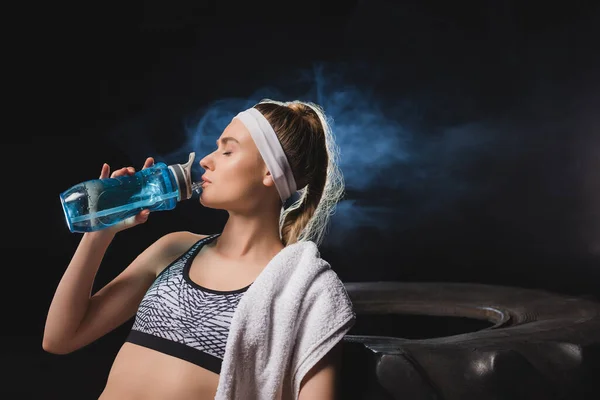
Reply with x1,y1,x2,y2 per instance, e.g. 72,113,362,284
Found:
298,342,343,400
43,230,116,353
42,230,202,354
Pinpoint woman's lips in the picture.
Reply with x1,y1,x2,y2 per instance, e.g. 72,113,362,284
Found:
201,175,212,183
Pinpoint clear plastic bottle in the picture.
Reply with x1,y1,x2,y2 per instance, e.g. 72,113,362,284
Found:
60,152,201,233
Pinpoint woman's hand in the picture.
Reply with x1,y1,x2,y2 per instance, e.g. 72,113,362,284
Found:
97,157,155,235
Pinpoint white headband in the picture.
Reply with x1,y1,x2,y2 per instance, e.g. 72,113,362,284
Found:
234,107,297,202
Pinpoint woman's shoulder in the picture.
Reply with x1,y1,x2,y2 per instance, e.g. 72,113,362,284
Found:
152,231,214,259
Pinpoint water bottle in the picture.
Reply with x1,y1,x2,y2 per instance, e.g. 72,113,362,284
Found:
60,152,202,233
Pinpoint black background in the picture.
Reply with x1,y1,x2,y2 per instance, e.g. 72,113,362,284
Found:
3,0,600,398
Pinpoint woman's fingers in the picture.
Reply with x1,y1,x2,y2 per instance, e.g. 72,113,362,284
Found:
110,167,135,178
137,209,151,223
142,157,154,170
99,163,110,179
101,157,152,180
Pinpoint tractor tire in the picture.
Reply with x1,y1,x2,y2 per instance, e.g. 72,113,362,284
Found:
339,281,600,400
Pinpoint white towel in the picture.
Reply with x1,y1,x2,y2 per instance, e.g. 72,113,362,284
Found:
214,239,356,400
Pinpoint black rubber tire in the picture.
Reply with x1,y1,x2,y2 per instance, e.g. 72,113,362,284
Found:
339,282,600,400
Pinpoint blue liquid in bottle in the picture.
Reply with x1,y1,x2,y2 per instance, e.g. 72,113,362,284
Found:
60,152,198,233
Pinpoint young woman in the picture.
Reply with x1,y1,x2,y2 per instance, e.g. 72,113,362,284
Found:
43,99,356,399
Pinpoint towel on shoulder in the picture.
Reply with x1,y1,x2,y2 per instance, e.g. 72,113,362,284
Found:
215,239,356,400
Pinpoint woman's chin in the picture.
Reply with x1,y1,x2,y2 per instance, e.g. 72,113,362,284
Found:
199,196,223,209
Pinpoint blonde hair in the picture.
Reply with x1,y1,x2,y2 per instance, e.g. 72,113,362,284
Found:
254,99,345,247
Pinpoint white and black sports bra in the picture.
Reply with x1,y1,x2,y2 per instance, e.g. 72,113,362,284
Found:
126,233,251,374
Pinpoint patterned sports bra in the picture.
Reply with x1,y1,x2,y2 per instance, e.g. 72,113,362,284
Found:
125,233,251,374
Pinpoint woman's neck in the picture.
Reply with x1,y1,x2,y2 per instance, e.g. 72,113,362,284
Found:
213,211,284,264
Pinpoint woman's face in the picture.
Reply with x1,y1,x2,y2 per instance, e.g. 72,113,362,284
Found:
198,118,275,212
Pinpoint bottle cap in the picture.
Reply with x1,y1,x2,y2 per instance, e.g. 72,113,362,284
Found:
168,152,196,201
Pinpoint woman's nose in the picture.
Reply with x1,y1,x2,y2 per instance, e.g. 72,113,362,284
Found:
199,154,212,171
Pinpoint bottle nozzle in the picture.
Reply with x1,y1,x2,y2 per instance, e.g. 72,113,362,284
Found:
191,181,203,196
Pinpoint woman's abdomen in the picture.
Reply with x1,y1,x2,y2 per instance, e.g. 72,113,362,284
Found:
99,342,219,400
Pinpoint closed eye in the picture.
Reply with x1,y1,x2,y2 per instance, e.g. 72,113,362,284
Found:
212,146,232,156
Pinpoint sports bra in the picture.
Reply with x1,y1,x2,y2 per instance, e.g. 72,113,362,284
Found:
125,233,251,374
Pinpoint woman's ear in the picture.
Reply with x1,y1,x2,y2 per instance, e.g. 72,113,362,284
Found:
263,170,275,187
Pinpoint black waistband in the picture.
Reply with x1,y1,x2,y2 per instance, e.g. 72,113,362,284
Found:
126,330,222,375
